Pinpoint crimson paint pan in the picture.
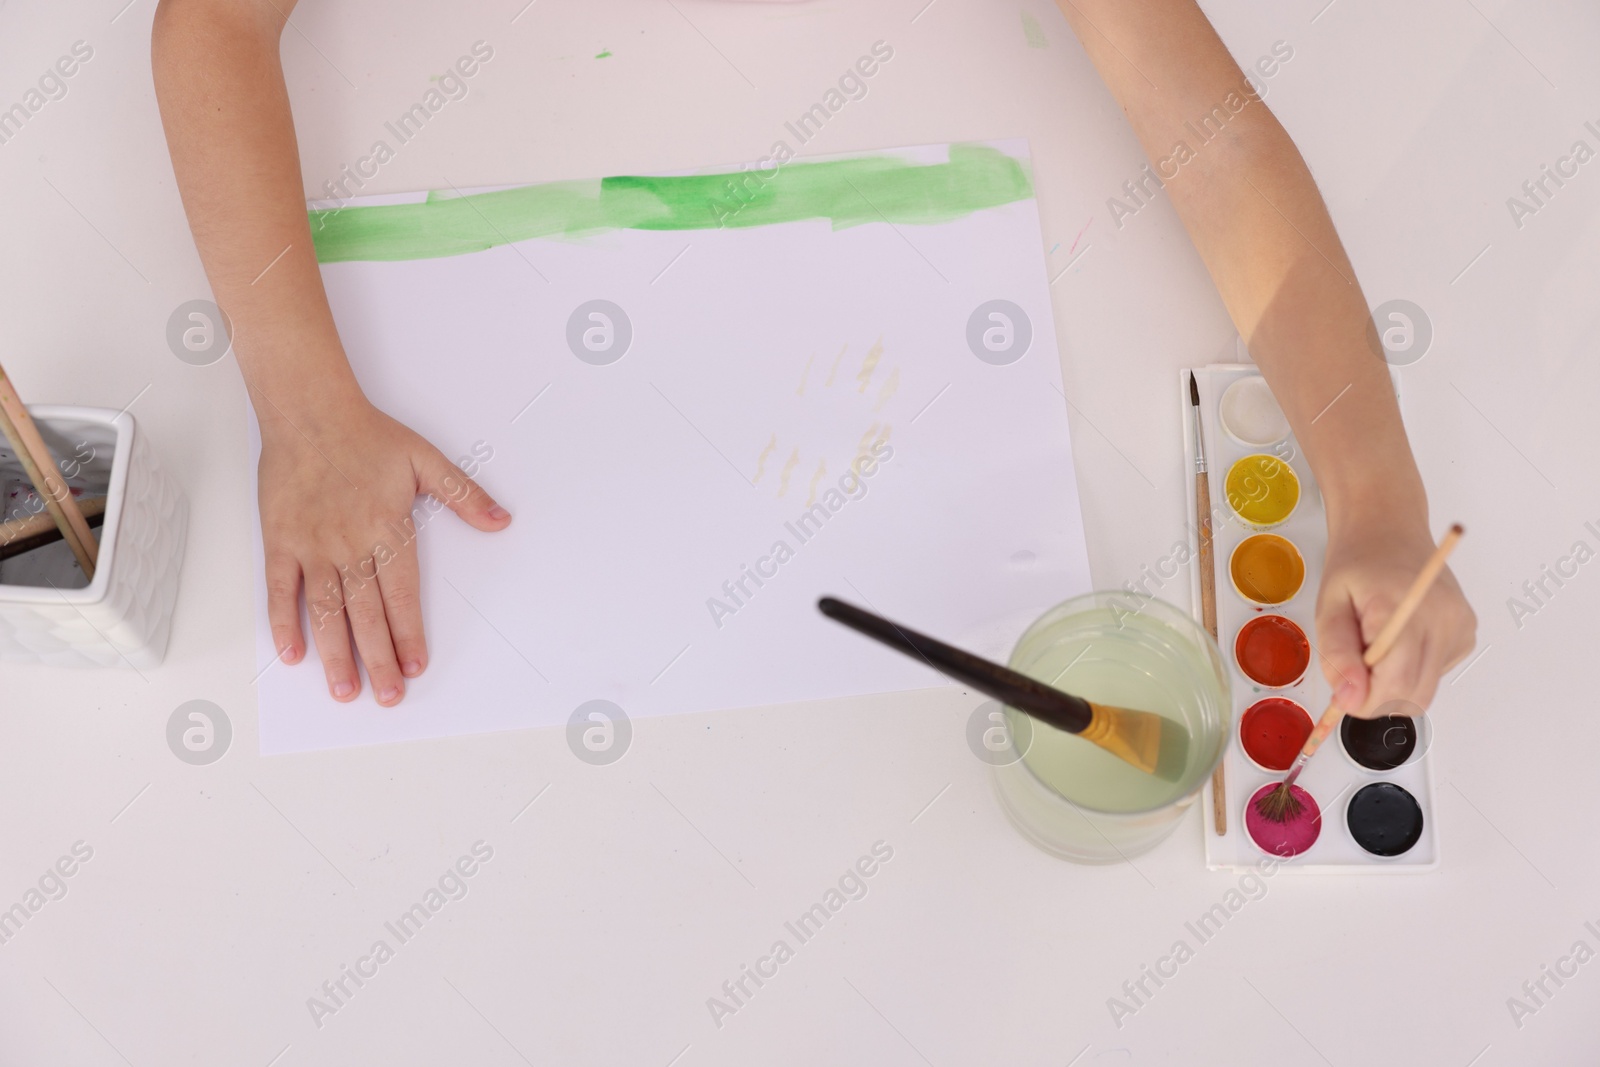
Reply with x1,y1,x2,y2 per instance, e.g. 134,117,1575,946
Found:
1345,782,1425,857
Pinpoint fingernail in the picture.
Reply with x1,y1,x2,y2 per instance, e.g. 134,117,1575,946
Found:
488,505,510,521
280,644,300,664
334,681,355,698
379,685,402,704
402,660,423,677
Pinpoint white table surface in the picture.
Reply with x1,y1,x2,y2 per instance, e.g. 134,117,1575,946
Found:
3,1,1598,1063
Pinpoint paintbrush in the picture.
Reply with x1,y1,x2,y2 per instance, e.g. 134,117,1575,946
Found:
1190,372,1227,835
0,361,98,578
0,496,108,560
1254,523,1465,823
817,596,1191,781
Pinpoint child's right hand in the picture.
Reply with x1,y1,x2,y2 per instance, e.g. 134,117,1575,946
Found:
1315,505,1476,719
257,394,511,705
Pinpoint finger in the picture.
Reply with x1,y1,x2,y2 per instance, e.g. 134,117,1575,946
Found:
1406,632,1445,715
305,564,360,701
1436,584,1479,675
376,537,428,679
1314,585,1369,716
1361,629,1426,719
417,448,511,532
264,552,305,665
342,555,406,706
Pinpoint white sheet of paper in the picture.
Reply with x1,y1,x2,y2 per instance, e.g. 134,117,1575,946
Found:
252,141,1091,754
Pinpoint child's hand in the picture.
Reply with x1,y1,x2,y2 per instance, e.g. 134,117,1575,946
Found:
258,397,511,705
1314,511,1476,719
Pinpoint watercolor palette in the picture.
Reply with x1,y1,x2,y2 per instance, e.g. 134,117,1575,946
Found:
1183,364,1437,872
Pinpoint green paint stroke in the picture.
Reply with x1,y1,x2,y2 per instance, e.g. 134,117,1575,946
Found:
1021,11,1048,48
310,144,1034,263
595,49,612,58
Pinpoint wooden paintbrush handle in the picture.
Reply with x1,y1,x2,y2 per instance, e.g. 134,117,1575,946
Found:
1195,471,1217,629
0,368,98,568
0,384,97,579
0,496,108,560
1299,701,1343,763
1196,467,1227,835
0,497,104,541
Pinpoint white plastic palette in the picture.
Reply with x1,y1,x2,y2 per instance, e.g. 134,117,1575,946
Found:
1183,363,1437,872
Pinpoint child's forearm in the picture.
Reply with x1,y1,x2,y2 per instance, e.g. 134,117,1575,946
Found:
152,0,362,436
1056,0,1426,531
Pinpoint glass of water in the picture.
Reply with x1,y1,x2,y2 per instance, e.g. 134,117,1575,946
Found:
990,592,1231,864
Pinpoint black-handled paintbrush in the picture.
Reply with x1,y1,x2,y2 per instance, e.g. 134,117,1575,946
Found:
817,597,1190,781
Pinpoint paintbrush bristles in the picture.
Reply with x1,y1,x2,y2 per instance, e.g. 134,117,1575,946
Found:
1255,780,1303,822
1079,701,1190,782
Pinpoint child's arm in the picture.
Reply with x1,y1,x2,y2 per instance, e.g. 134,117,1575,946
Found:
153,0,511,705
1056,0,1475,716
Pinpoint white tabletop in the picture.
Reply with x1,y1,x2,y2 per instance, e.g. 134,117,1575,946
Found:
2,1,1596,1063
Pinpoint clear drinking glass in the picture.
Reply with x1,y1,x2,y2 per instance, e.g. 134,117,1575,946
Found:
990,592,1231,863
